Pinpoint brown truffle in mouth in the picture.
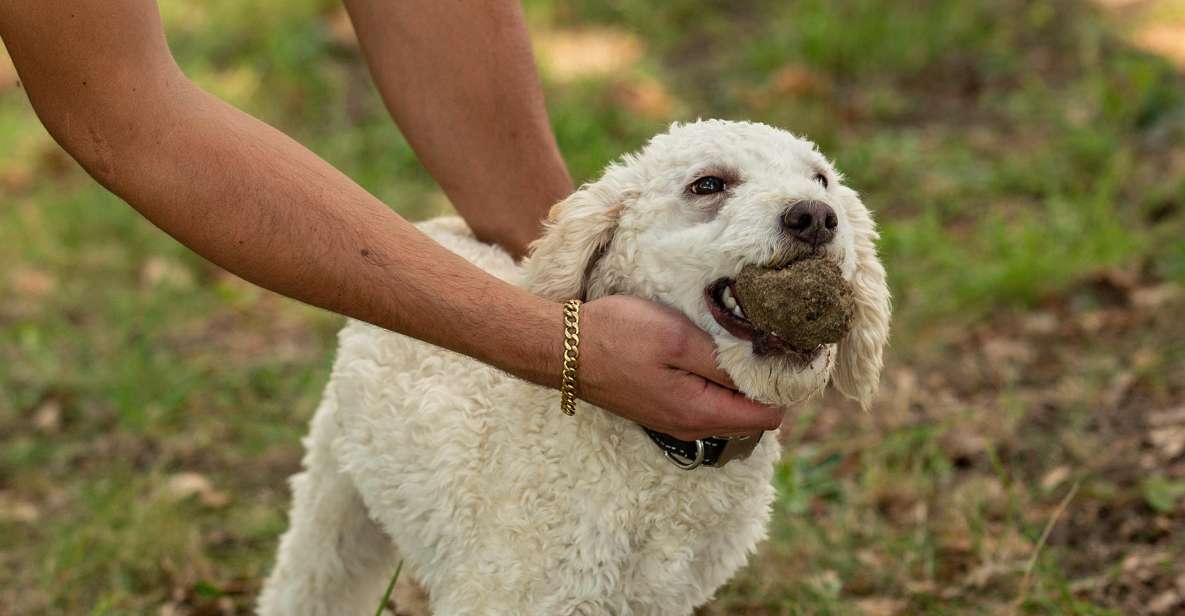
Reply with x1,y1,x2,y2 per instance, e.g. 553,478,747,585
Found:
704,258,855,358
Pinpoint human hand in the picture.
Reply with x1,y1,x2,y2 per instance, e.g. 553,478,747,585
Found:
576,295,784,441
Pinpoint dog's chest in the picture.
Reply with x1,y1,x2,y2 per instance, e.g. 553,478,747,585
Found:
329,321,780,610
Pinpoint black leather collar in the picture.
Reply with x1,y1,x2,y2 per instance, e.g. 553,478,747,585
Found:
642,427,763,469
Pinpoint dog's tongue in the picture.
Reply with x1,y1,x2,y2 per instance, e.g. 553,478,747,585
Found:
733,259,854,349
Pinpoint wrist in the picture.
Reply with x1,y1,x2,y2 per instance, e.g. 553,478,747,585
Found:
473,289,565,389
467,209,555,261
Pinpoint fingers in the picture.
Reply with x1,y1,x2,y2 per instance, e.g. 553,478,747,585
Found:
581,295,783,441
663,374,783,440
664,322,737,390
661,320,785,437
700,383,784,432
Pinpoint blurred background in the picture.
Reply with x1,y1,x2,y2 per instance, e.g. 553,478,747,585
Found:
2,0,1184,613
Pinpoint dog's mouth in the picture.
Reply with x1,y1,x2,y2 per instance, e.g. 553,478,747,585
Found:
704,277,824,362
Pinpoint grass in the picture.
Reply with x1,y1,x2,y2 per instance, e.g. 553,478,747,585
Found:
375,561,404,616
2,0,1185,613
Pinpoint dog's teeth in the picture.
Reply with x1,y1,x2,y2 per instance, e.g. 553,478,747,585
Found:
732,304,744,319
722,290,737,310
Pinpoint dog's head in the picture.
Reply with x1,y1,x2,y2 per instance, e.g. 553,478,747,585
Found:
524,120,890,408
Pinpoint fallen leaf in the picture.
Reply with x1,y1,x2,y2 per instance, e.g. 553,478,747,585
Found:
1119,550,1174,588
1103,370,1138,409
166,472,231,509
746,64,831,111
853,597,907,616
8,267,56,298
1133,24,1185,69
1091,0,1147,8
982,337,1037,367
1132,284,1182,310
141,257,194,289
1021,311,1059,335
1148,589,1182,614
961,559,1023,590
904,579,937,595
1077,310,1108,334
611,78,675,120
32,399,62,433
535,28,644,83
325,7,357,49
1148,426,1185,459
856,549,886,569
1148,406,1185,428
807,569,841,595
0,493,39,523
0,165,34,193
940,426,990,461
1041,466,1071,491
768,64,830,98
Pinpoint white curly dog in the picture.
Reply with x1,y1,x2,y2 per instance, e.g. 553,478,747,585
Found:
258,120,890,615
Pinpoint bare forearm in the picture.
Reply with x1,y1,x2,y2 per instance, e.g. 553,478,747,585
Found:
343,0,573,258
13,63,561,385
2,0,790,440
128,89,556,372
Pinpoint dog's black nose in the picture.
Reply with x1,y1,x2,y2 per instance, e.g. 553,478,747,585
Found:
781,201,838,246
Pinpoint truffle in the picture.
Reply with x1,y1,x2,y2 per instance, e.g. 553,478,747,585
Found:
733,259,854,349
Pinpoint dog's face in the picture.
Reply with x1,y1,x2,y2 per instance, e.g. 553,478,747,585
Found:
525,120,890,409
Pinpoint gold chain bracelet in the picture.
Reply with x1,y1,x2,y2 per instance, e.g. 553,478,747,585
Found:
559,299,582,416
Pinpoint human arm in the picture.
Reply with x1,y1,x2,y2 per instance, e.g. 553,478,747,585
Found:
0,0,783,440
343,0,571,260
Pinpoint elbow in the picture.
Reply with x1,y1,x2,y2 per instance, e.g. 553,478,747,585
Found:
35,69,193,188
51,112,120,186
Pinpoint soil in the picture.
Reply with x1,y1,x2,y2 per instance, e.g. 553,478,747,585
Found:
734,259,855,348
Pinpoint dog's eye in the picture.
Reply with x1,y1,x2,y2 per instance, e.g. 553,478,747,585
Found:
689,176,727,195
814,173,829,189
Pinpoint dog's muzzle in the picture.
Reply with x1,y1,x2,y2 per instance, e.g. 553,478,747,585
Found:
643,428,763,470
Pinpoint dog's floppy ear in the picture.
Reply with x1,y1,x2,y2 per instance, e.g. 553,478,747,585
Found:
832,189,891,409
523,162,637,301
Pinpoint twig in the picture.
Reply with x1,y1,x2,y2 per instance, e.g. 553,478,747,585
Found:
375,560,405,616
1013,481,1080,613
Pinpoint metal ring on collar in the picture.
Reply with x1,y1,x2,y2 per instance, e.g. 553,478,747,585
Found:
663,438,706,470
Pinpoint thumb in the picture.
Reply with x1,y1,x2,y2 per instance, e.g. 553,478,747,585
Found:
663,320,738,390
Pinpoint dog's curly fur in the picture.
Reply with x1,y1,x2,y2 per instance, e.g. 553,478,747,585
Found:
257,120,890,615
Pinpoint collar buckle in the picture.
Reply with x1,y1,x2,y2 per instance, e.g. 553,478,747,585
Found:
663,439,706,470
643,427,763,470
